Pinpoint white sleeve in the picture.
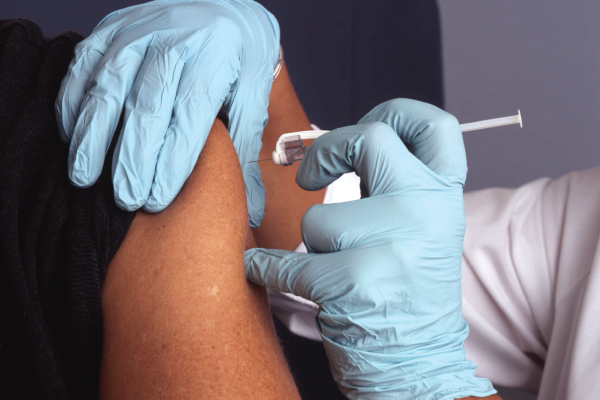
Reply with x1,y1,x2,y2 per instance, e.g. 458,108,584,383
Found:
462,166,600,399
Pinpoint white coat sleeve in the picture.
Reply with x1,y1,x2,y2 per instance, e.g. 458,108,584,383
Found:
461,166,600,399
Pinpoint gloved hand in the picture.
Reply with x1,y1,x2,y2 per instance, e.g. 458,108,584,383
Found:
55,0,280,227
245,99,497,399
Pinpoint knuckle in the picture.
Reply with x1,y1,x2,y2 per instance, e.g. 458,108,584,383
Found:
301,203,325,227
359,121,398,152
301,204,358,253
360,120,390,134
300,205,327,249
428,111,460,132
142,199,163,213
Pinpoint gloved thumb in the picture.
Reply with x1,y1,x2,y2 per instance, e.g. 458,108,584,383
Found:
359,98,468,186
245,248,326,303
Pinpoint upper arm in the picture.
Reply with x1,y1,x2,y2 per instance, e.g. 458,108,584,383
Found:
99,118,300,399
252,62,326,251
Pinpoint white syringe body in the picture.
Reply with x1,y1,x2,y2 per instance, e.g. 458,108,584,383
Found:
270,110,523,166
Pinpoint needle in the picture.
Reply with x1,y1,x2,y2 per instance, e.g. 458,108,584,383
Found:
248,158,272,163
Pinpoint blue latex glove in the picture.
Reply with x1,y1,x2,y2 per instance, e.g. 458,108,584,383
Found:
55,0,280,227
245,99,497,399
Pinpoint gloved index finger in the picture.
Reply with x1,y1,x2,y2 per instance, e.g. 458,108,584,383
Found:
244,248,333,304
296,122,427,197
55,7,132,143
359,99,468,186
55,35,107,143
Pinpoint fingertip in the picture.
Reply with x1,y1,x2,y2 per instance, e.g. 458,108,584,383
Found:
300,203,326,252
144,179,178,213
248,207,264,229
243,164,265,228
141,197,168,214
68,155,96,189
247,182,265,227
244,247,258,259
111,144,157,214
114,194,143,212
243,248,265,284
113,180,148,212
68,173,95,189
244,249,261,272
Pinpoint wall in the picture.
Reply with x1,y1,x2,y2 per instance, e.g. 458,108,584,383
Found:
439,0,600,192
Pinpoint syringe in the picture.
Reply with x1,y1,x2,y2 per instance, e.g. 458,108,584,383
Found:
250,110,523,166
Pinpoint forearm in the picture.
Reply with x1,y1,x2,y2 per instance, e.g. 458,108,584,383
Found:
252,62,326,250
99,119,300,399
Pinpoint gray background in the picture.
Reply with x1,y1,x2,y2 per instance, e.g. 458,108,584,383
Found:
439,0,599,193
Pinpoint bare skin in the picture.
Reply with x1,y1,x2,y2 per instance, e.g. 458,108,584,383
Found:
100,119,300,400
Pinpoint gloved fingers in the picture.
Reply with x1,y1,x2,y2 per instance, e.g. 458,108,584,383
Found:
300,197,398,253
245,248,335,303
226,68,273,228
223,2,280,228
296,122,428,197
55,5,133,144
67,43,149,188
111,42,185,211
359,98,467,186
227,87,271,228
142,45,241,213
55,35,107,143
241,161,267,228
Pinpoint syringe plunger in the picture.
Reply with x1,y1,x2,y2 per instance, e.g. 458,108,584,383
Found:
459,110,522,132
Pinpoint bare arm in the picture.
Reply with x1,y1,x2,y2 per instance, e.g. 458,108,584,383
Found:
252,62,326,251
99,119,301,399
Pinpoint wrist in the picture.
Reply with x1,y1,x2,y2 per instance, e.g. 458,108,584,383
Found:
320,331,496,400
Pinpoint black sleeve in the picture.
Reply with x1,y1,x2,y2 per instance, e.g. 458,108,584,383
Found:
0,19,135,400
